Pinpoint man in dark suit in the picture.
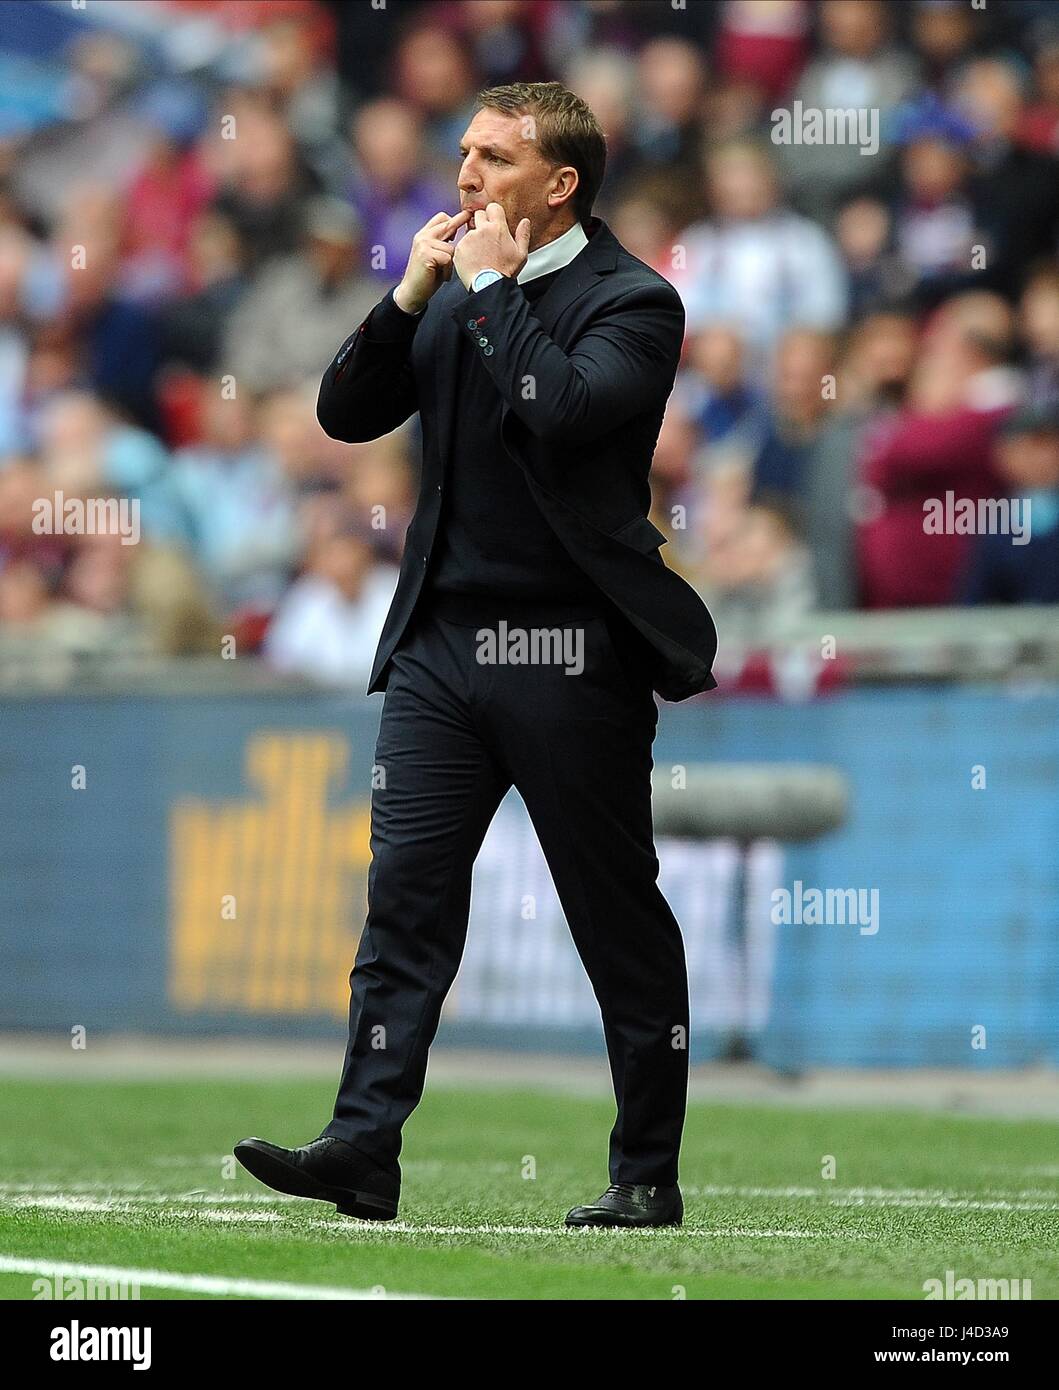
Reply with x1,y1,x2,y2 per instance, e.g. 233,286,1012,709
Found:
236,82,717,1229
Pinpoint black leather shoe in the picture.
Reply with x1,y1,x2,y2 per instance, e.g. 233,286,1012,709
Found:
234,1136,399,1221
565,1182,683,1228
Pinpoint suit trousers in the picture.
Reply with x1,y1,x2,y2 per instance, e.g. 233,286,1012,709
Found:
323,593,690,1185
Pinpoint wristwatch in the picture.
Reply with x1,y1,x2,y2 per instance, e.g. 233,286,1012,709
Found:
472,268,505,292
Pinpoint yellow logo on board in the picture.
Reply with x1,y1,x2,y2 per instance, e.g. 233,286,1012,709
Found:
169,733,370,1017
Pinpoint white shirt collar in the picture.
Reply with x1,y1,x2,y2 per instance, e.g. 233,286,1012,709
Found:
516,220,589,285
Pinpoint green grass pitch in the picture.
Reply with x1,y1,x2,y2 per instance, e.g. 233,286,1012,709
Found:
1,1077,1056,1299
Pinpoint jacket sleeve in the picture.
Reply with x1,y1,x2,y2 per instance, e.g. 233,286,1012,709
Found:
450,275,684,446
317,287,422,443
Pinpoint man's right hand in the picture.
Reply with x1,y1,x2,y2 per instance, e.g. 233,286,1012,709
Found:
393,210,473,315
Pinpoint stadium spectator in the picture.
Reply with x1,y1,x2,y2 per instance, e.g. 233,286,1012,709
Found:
713,0,811,104
609,178,694,275
444,0,557,89
1018,32,1059,154
751,328,836,495
36,390,185,542
120,81,214,304
59,530,142,647
6,32,147,228
0,229,34,456
0,557,53,634
209,96,319,270
648,403,700,543
833,195,917,320
910,0,981,92
346,99,453,283
807,310,919,608
684,325,766,447
51,190,164,432
0,533,151,671
888,94,981,311
1019,262,1059,408
962,402,1059,604
857,293,1020,607
126,542,218,657
391,22,478,163
257,383,342,496
338,430,417,569
0,454,67,580
563,49,640,203
250,17,346,191
694,497,816,648
221,196,377,393
674,140,848,373
169,390,299,620
264,530,398,686
778,0,919,218
663,325,767,568
630,37,708,178
162,208,248,375
953,58,1059,297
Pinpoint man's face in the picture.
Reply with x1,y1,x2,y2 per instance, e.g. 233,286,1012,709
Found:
707,149,775,221
998,433,1059,490
457,108,572,246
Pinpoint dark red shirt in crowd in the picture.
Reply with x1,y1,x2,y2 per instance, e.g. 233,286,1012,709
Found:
856,404,1010,608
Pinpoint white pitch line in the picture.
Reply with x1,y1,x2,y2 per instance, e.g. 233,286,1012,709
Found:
3,1195,118,1213
4,1184,1057,1225
0,1255,432,1301
833,1197,1058,1212
0,1186,301,1204
684,1183,1059,1206
0,1198,861,1239
5,1180,1059,1203
304,1221,858,1239
175,1209,285,1224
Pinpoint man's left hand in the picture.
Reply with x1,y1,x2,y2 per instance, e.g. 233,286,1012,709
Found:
454,203,531,290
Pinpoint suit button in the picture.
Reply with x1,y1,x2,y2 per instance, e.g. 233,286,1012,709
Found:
483,345,494,355
466,319,478,330
436,483,442,494
422,554,428,565
477,336,489,346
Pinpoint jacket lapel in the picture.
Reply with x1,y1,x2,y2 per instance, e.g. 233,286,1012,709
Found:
529,216,617,337
430,277,465,479
431,218,620,467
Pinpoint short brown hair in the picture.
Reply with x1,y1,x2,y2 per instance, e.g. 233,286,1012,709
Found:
474,81,607,224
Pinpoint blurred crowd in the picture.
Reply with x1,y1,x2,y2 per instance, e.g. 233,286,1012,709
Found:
2,0,1059,686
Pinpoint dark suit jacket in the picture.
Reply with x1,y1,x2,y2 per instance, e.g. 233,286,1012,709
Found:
317,216,718,700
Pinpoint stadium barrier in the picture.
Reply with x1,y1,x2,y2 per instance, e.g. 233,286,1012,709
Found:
0,658,1056,1068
